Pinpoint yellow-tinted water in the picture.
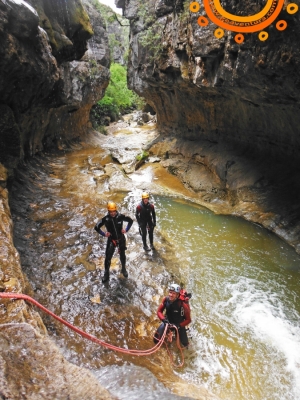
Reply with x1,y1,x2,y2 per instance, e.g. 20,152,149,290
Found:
155,196,300,400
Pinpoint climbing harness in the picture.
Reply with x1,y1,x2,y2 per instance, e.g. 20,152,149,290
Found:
158,323,185,368
0,292,185,365
110,215,123,253
111,238,120,253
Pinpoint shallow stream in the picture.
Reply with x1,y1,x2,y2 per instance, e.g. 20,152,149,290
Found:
10,128,300,400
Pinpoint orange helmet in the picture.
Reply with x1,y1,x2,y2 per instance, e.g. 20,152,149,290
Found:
142,192,149,199
107,201,117,211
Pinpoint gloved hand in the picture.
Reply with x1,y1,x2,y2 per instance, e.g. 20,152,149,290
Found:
163,318,169,324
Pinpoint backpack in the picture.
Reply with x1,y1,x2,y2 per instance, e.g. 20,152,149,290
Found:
179,289,192,312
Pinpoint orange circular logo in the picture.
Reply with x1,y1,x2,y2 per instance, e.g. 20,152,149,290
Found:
190,1,298,42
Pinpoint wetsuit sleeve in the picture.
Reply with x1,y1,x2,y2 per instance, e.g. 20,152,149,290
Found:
157,297,167,321
123,215,133,232
179,302,191,327
135,205,141,225
94,218,106,237
151,204,156,225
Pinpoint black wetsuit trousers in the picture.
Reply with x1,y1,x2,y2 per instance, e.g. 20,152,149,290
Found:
140,223,154,247
153,322,189,347
104,237,126,270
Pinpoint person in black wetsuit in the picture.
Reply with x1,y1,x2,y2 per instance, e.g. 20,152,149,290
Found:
153,283,191,348
135,192,156,251
95,201,133,283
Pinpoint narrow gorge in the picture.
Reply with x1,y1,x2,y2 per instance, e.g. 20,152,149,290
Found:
0,0,300,399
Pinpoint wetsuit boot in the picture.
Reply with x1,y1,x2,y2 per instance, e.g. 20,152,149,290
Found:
121,266,128,278
102,268,110,283
120,249,128,277
149,228,155,250
141,227,151,251
143,240,151,251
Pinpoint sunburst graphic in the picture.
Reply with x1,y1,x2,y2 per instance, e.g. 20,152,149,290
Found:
189,0,298,43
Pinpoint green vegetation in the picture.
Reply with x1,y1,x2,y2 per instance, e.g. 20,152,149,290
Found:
136,150,149,161
180,0,191,22
137,1,163,62
91,0,119,24
91,63,146,131
99,63,143,113
136,0,191,63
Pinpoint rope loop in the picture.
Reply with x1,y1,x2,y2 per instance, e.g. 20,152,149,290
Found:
0,292,184,365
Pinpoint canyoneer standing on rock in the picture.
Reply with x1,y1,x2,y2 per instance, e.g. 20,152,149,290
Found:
95,201,133,283
135,192,156,251
153,283,191,348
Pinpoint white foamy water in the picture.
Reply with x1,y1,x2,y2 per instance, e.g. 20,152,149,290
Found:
212,277,300,399
157,196,300,400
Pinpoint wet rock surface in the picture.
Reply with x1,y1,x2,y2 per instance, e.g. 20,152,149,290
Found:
0,163,117,399
0,324,116,400
1,118,299,399
2,122,219,400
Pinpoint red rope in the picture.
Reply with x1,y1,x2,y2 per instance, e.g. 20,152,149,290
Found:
163,325,185,368
0,292,168,356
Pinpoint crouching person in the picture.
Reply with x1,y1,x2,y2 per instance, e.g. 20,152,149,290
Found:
153,283,191,348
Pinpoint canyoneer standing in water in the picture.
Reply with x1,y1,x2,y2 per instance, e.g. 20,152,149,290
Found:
95,201,133,283
135,192,156,251
154,283,191,348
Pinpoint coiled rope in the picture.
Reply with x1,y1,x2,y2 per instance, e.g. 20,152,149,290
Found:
0,292,184,365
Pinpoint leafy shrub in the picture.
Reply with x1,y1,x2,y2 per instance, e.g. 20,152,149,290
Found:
90,63,146,130
103,63,138,113
136,151,149,161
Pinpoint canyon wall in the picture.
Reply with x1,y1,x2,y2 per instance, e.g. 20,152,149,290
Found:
0,0,110,173
118,0,300,163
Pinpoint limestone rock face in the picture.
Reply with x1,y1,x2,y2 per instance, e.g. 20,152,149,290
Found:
81,0,111,67
0,0,110,170
27,0,94,61
106,15,129,65
122,0,300,163
83,1,129,65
